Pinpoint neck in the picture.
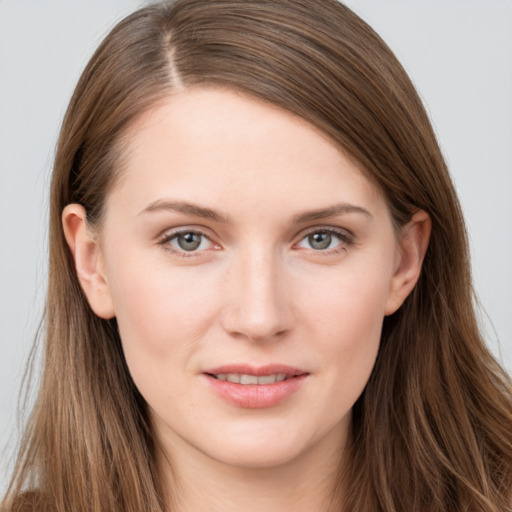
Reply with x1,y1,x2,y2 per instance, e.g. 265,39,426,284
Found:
156,426,348,512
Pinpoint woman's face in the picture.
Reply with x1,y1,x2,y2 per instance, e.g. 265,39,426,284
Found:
71,88,420,470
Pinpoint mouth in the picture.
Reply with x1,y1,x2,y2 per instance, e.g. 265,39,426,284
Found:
206,373,297,385
202,365,308,408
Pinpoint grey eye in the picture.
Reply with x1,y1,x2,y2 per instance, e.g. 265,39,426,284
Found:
297,229,349,252
175,232,204,251
162,229,216,256
308,232,332,250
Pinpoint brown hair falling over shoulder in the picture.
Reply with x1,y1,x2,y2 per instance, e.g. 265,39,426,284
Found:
2,1,512,511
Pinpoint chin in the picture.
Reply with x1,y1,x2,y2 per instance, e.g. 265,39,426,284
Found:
207,438,308,470
195,417,342,471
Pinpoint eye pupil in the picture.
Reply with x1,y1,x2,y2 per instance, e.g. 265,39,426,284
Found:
177,232,202,251
309,232,332,250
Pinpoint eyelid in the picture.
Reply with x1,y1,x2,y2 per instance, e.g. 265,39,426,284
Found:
293,225,355,253
156,224,355,259
157,226,221,257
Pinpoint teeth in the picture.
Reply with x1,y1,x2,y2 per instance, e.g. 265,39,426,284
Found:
240,374,258,384
213,373,291,384
257,374,277,384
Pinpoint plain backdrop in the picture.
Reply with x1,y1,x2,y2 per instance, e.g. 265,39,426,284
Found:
1,0,511,493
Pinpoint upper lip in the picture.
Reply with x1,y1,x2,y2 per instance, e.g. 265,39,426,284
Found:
203,364,308,377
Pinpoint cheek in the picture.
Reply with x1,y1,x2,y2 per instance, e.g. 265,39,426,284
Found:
298,257,393,409
300,249,393,333
315,283,384,364
106,255,221,375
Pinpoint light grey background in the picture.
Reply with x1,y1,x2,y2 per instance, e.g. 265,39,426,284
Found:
1,0,511,493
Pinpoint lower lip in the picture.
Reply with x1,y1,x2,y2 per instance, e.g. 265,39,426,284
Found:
204,374,308,408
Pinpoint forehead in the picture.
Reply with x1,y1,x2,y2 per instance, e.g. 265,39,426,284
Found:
108,87,387,222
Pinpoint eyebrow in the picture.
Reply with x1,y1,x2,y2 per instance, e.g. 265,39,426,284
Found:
139,199,372,224
291,203,373,224
139,199,229,223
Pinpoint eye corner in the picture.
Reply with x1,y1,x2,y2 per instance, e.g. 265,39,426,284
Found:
157,227,222,259
293,226,355,256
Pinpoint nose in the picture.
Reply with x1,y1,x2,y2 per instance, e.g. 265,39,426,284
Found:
220,246,294,343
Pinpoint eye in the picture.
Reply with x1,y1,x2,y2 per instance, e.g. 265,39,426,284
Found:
296,228,352,252
160,230,216,255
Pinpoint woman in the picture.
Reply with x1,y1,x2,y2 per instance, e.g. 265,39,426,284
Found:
2,1,511,511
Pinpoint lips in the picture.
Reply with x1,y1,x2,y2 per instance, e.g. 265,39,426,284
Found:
211,373,290,384
203,364,308,408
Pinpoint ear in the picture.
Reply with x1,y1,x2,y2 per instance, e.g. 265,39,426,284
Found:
62,204,115,319
385,209,431,315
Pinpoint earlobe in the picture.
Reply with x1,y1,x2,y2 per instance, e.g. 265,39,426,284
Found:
385,209,431,315
62,204,115,319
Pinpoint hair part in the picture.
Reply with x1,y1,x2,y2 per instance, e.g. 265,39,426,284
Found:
3,1,512,511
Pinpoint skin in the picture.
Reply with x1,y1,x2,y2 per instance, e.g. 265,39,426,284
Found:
63,87,430,512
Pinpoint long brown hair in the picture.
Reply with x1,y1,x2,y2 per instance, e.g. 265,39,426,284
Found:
2,1,511,511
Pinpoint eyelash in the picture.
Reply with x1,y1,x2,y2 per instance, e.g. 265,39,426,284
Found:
296,227,354,255
158,229,217,259
157,226,355,258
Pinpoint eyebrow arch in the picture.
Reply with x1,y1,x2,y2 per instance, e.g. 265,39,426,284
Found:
291,203,373,224
139,199,229,223
139,199,372,224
